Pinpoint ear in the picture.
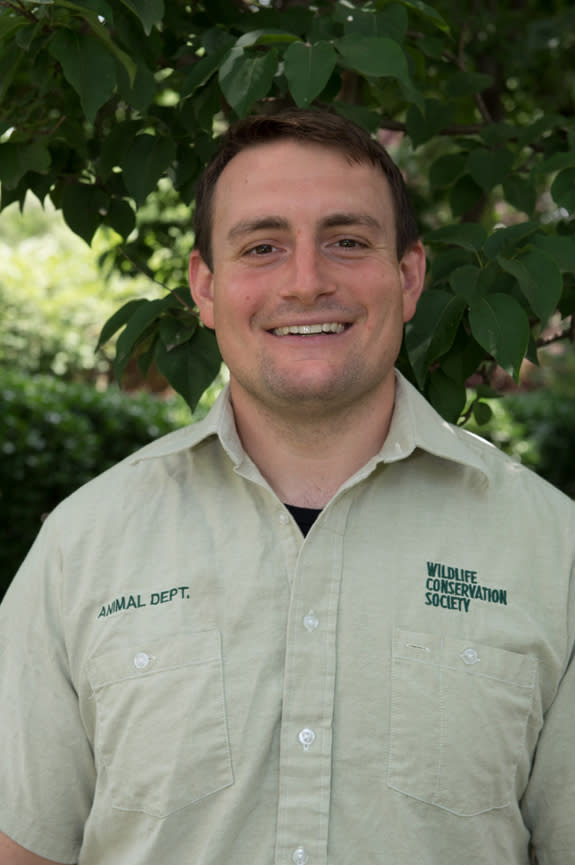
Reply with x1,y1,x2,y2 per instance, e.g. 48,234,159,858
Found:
189,250,215,329
399,240,426,324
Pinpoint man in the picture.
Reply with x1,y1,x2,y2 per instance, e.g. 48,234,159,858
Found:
0,109,573,865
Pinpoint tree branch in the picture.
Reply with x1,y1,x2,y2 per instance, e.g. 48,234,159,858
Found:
535,321,574,348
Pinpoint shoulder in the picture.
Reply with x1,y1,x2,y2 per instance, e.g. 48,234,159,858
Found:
449,421,575,521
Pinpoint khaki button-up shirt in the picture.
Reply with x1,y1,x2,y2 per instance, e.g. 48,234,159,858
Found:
0,373,574,865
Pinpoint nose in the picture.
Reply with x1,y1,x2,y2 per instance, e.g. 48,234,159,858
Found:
281,238,335,303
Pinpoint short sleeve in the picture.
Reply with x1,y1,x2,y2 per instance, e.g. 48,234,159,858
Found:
0,517,95,864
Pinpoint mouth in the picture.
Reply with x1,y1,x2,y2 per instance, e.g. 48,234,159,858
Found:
271,322,349,336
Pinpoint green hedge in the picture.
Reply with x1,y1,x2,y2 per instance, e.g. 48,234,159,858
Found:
467,389,575,500
465,350,575,500
1,371,192,597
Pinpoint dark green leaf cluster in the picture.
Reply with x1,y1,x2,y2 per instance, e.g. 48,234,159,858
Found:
96,285,221,409
403,223,575,421
0,369,188,595
1,0,574,419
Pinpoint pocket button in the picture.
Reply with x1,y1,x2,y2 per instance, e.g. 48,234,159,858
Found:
460,647,480,665
133,652,151,670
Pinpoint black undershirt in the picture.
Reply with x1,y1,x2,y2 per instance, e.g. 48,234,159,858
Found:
284,503,322,537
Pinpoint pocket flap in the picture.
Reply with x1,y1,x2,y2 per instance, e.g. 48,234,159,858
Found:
87,629,221,690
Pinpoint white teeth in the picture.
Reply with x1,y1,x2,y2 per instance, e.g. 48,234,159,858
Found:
273,323,347,336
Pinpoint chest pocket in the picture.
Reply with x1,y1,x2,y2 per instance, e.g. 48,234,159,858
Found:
387,629,537,816
87,630,233,818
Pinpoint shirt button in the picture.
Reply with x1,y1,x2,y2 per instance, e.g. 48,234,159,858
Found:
292,847,309,865
133,652,151,670
461,647,480,665
279,512,289,525
303,610,319,631
298,728,316,751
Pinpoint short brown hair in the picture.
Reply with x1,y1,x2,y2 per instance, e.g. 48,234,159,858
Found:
193,108,419,271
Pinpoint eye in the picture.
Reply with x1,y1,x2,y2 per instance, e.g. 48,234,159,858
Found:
332,237,368,252
244,243,277,256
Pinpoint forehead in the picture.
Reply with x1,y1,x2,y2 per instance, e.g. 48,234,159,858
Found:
211,139,395,235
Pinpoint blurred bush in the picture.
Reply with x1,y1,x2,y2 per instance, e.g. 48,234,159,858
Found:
0,370,195,597
466,350,575,500
0,200,157,382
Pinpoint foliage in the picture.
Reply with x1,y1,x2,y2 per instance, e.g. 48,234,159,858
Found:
0,369,227,596
1,0,574,417
0,198,157,379
466,348,575,498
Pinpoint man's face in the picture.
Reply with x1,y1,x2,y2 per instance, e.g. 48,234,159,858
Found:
190,140,425,420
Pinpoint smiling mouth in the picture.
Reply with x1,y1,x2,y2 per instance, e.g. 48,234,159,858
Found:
272,322,349,336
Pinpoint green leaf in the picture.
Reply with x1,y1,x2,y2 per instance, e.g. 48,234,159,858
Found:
537,151,575,176
531,234,575,272
119,0,164,35
551,168,575,212
498,248,562,324
332,102,381,133
405,290,465,387
377,5,409,42
62,183,108,245
479,123,517,148
445,71,493,99
96,298,147,350
439,327,486,383
426,370,466,423
401,0,450,33
0,42,22,103
122,134,176,206
219,47,278,118
0,11,25,41
425,223,487,252
343,4,408,42
158,317,198,351
406,99,452,147
99,120,142,178
284,41,337,108
429,153,467,190
116,59,155,111
417,35,445,59
516,114,565,149
0,141,51,189
449,174,484,218
337,35,412,85
155,326,221,411
449,265,481,304
426,294,468,366
105,198,136,239
467,148,514,191
235,29,299,48
181,50,227,99
469,293,529,378
56,0,137,84
472,400,493,426
113,297,168,382
483,222,540,260
502,174,536,215
49,29,116,122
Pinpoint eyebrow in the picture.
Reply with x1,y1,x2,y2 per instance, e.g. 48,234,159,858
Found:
226,211,382,242
227,216,290,241
320,211,383,232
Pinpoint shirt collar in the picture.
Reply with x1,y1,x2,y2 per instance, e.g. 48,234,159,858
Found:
129,372,491,485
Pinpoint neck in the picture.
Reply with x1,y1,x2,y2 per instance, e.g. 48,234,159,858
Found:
230,377,396,508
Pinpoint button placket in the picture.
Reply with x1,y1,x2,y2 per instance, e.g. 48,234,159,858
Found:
275,496,352,865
